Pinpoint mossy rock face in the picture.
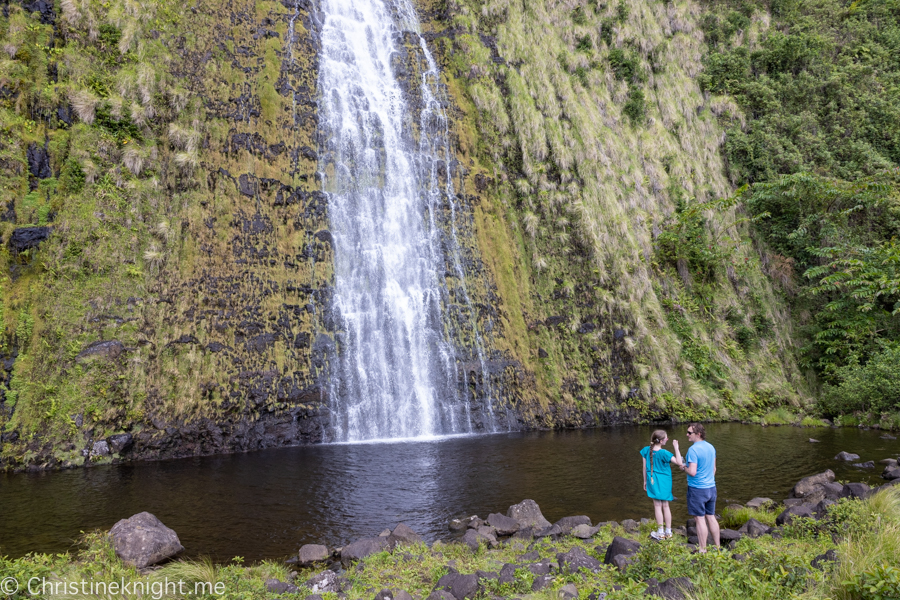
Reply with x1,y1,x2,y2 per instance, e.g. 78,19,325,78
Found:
0,0,810,469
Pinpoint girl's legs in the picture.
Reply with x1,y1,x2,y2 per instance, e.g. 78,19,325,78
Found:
663,501,672,530
652,500,664,526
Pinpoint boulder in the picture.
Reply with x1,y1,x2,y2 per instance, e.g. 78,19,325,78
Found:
621,519,639,532
341,537,389,565
388,523,421,547
107,433,134,454
881,434,897,440
737,518,770,537
813,499,836,517
852,461,876,469
883,466,900,480
645,577,694,600
557,546,601,572
374,590,413,600
534,524,563,539
791,471,835,498
611,554,634,571
266,579,299,595
475,526,498,545
465,518,484,530
498,563,517,584
783,498,806,508
506,499,551,529
298,544,329,565
91,440,110,457
745,497,773,510
306,571,341,594
808,438,820,443
461,529,488,551
553,515,592,535
571,524,600,539
27,142,52,179
426,592,456,600
840,482,873,500
558,583,579,599
518,550,540,562
835,451,860,461
531,574,554,591
513,526,534,540
449,516,477,532
603,536,641,565
487,513,520,535
879,458,898,467
109,512,184,568
719,529,742,542
776,505,814,526
435,572,478,600
822,482,844,500
526,560,553,576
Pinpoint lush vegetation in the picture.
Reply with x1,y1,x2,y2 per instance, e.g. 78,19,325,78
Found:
2,487,899,599
693,0,900,424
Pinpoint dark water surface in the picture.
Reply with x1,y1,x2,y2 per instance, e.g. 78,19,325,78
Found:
2,424,898,561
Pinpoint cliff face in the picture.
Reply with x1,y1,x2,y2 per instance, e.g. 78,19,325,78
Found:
0,0,805,470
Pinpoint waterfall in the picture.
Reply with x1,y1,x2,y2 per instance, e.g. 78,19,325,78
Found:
316,0,498,441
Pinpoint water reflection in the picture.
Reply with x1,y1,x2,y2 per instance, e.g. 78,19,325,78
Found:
1,424,896,561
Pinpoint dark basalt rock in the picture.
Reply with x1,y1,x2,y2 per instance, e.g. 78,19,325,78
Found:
434,572,478,600
266,579,299,595
306,571,341,594
840,482,873,500
604,536,641,565
27,143,52,179
884,466,900,480
109,512,184,569
341,537,389,565
738,518,771,538
23,0,55,24
107,433,134,454
557,546,601,572
506,499,551,529
387,523,421,547
835,451,860,461
553,515,592,535
487,512,519,535
645,577,694,600
776,504,814,526
9,226,51,253
811,549,837,570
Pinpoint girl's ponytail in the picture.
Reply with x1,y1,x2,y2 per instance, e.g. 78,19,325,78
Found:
649,429,666,483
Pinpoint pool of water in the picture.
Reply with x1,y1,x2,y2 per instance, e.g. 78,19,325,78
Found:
1,423,897,561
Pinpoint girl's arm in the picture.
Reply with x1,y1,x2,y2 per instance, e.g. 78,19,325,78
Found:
672,439,683,466
641,457,647,491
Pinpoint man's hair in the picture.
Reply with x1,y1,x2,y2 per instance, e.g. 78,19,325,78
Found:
689,422,706,440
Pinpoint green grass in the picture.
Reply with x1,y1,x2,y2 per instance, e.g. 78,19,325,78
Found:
721,505,778,529
758,407,797,426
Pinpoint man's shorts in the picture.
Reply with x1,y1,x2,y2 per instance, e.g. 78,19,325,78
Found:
687,486,717,516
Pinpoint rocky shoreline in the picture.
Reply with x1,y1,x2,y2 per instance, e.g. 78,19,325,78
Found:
101,470,900,600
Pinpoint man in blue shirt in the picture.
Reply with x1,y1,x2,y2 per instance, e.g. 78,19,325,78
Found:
679,422,719,552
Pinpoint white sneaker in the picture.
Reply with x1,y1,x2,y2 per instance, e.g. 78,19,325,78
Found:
650,530,664,541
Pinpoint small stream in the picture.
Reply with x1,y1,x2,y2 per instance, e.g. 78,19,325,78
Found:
1,424,897,562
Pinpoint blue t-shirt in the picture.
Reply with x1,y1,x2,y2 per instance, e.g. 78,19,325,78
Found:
685,440,716,488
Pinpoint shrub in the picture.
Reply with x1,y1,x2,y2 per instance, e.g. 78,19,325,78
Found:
819,346,900,417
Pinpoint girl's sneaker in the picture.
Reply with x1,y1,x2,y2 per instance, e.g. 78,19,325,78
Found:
663,532,673,539
650,530,665,541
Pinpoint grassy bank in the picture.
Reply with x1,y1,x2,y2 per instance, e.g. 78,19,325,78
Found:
2,487,898,599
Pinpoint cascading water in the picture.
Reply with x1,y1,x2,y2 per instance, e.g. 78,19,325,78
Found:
316,0,498,441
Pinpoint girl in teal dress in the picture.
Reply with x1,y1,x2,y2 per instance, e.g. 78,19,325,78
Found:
640,429,684,540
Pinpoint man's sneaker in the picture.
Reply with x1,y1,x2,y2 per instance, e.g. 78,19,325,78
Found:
650,530,665,541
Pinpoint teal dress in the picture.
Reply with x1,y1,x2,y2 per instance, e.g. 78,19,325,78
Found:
640,446,674,501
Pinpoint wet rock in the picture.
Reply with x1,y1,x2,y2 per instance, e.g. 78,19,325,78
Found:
306,571,341,594
76,340,124,363
27,143,52,179
881,434,897,440
745,497,773,510
776,505,814,526
341,537,389,565
553,515,592,535
435,572,477,600
487,512,519,535
792,470,835,498
266,579,299,594
880,458,898,467
465,517,484,530
557,546,601,572
835,451,860,461
9,226,51,253
57,104,73,126
840,482,873,500
449,516,477,532
604,536,641,565
852,461,875,469
107,433,134,454
298,544,329,565
644,577,694,600
109,512,184,568
91,440,110,456
388,523,421,547
506,499,551,529
808,438,819,443
882,465,900,480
